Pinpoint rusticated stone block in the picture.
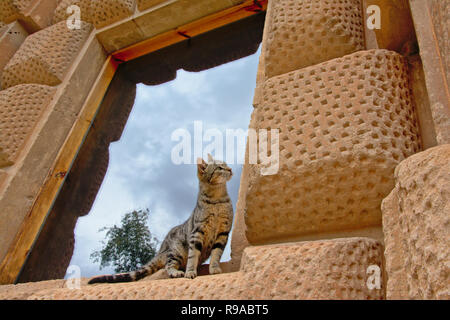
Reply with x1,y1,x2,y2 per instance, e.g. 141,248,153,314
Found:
0,0,59,32
245,49,421,244
382,144,450,300
0,0,29,24
0,21,29,90
263,0,364,79
136,0,166,12
2,21,93,88
1,237,383,299
52,0,91,25
240,238,384,299
53,0,136,29
0,84,56,168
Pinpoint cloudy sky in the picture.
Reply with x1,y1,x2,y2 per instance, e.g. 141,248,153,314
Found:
66,46,261,278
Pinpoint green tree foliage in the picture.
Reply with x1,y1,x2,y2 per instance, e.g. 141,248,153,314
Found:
90,209,159,273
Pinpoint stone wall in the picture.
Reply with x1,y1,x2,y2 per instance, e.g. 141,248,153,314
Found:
0,0,448,300
231,0,449,300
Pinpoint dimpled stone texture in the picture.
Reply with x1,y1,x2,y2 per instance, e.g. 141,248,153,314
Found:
1,21,93,88
0,21,29,90
245,49,421,244
264,0,364,79
382,144,450,300
0,0,33,24
52,0,92,24
240,238,384,299
0,84,56,167
53,0,136,29
20,238,383,299
91,0,136,29
136,0,167,11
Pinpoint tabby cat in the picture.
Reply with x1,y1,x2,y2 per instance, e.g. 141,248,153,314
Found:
88,154,233,284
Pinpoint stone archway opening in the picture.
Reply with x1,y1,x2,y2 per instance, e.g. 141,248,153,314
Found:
16,11,266,283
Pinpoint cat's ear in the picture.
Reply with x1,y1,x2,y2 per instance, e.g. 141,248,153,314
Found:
207,153,214,163
197,158,207,175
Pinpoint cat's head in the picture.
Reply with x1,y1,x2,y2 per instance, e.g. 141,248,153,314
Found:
197,154,232,184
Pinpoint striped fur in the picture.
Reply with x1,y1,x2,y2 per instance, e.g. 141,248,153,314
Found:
88,155,233,284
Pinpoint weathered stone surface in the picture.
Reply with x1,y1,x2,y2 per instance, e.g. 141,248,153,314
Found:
410,0,450,145
382,144,450,300
0,171,7,192
52,0,92,25
0,279,65,300
53,0,137,29
429,0,449,86
0,35,106,266
364,0,416,53
0,0,59,32
230,157,251,271
239,238,384,300
0,0,30,24
91,0,136,29
0,21,29,90
408,57,438,150
0,84,56,168
2,21,93,88
430,102,450,145
91,0,238,53
263,0,364,79
133,0,235,40
245,49,421,244
0,238,384,299
136,0,167,12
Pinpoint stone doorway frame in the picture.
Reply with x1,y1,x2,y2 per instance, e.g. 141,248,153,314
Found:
0,0,268,284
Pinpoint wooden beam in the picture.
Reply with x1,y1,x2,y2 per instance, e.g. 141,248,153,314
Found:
113,0,267,62
0,57,118,284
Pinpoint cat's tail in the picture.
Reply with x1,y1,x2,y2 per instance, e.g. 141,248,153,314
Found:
88,254,165,284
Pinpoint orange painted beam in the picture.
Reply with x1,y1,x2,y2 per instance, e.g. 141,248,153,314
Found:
113,0,267,62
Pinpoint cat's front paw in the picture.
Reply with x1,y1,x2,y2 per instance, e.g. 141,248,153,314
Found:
209,265,222,275
185,270,197,279
168,269,185,278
